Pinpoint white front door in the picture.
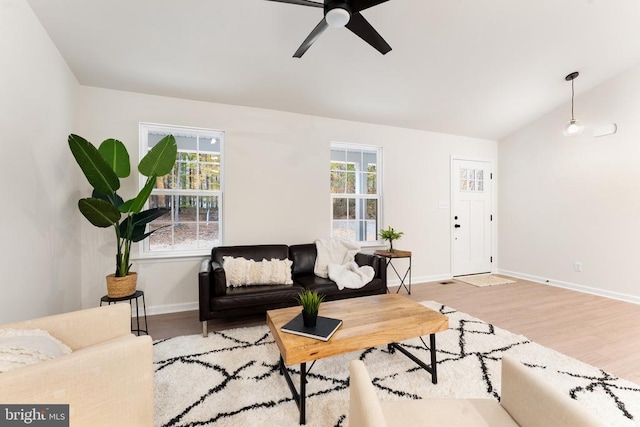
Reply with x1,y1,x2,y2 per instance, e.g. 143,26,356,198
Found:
452,159,493,276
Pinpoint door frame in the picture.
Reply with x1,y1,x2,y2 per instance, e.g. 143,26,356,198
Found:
450,156,496,277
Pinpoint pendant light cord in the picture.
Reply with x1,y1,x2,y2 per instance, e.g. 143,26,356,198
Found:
571,78,575,120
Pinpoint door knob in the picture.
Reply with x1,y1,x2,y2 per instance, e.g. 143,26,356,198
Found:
454,224,461,228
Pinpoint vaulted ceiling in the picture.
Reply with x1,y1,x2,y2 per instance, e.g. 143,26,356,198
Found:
26,0,640,140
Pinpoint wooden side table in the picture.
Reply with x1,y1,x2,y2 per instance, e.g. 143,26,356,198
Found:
374,250,412,294
100,290,148,336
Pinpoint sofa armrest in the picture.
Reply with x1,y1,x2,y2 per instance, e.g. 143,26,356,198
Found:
211,260,227,296
0,334,153,426
199,258,228,321
1,304,131,350
355,253,387,283
199,260,212,318
355,252,377,272
501,356,605,427
199,257,210,274
349,360,388,427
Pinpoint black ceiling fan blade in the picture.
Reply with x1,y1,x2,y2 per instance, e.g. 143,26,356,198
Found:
293,18,329,58
351,0,389,12
265,0,323,7
345,12,391,55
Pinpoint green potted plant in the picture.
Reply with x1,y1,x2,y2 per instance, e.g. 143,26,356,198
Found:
68,133,177,297
296,289,325,327
379,226,404,252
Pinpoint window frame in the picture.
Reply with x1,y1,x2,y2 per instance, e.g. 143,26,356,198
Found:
138,122,224,259
330,142,383,246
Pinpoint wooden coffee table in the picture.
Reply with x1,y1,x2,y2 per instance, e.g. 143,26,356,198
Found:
266,293,449,424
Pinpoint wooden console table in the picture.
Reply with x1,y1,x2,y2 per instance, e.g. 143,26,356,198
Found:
374,249,412,294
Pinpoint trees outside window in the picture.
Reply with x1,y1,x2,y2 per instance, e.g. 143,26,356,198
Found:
330,143,381,243
140,123,224,256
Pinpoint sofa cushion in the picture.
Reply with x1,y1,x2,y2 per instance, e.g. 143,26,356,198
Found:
211,285,304,311
295,274,385,300
294,273,337,290
212,245,289,264
223,257,293,287
0,329,72,372
289,244,317,276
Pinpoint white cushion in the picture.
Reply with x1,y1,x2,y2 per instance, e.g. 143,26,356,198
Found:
223,256,293,287
0,328,72,372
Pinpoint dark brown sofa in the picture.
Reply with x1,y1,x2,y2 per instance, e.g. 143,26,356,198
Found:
199,243,387,336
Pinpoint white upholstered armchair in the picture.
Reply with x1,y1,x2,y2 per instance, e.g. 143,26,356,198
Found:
0,304,153,426
348,356,605,427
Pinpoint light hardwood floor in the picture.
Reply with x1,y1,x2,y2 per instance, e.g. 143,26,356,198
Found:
147,276,640,384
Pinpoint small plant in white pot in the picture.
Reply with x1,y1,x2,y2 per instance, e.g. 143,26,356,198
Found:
68,134,177,297
379,226,404,252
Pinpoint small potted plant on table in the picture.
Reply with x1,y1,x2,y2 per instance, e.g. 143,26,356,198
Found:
379,226,404,252
296,289,325,327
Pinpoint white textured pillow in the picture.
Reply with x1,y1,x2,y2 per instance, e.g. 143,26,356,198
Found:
0,328,72,373
223,256,293,287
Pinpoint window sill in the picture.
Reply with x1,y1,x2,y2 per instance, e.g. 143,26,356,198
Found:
132,252,210,263
360,241,386,247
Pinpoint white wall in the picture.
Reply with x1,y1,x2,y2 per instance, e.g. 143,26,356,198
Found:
0,0,81,323
0,0,496,318
76,86,497,314
498,63,640,303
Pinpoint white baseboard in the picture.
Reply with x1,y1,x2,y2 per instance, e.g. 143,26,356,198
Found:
146,301,198,316
497,269,640,306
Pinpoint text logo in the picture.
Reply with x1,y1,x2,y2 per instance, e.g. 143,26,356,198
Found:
0,405,69,426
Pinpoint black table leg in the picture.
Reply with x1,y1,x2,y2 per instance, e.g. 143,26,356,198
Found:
300,362,306,425
430,334,437,384
279,356,307,425
388,333,438,384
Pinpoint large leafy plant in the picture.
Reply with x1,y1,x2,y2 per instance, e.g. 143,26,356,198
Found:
68,134,177,277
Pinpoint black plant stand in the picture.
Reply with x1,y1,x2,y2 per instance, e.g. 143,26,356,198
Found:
100,290,148,336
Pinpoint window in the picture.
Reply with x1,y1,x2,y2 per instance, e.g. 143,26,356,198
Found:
140,123,223,256
330,143,381,243
459,168,484,192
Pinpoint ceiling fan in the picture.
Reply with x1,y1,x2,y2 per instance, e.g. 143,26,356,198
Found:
266,0,392,58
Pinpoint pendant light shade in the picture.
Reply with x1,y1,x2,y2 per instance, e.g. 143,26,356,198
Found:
563,71,584,136
563,119,583,136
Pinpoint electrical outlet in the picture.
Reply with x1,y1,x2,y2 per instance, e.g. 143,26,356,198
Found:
574,261,583,272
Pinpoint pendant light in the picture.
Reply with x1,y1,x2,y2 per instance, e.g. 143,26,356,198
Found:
563,71,584,136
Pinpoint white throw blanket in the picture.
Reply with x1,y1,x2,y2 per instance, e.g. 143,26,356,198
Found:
314,238,374,290
327,261,375,290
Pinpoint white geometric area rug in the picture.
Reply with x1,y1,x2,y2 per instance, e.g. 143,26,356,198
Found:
153,302,640,427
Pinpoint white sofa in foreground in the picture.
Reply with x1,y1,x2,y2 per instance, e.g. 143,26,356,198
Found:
0,304,153,426
349,356,605,427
